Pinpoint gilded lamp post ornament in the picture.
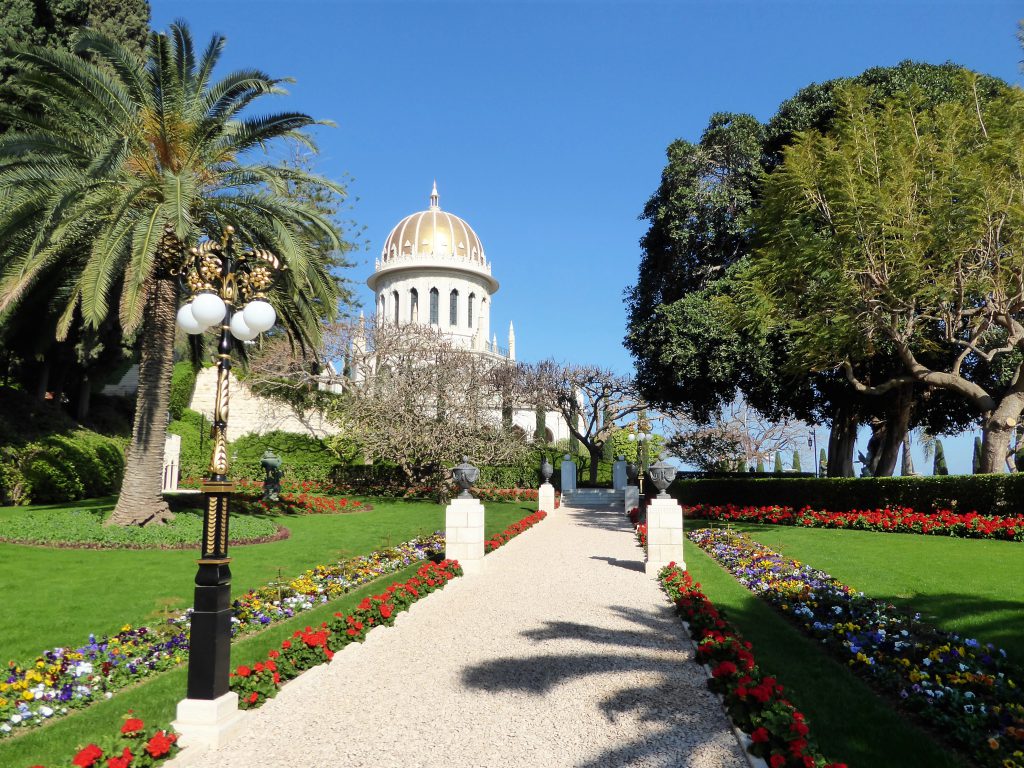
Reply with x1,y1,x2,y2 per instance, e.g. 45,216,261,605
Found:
540,457,553,484
452,456,479,499
172,226,282,702
647,456,678,499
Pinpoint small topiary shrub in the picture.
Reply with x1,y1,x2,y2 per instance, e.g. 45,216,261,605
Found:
168,362,199,421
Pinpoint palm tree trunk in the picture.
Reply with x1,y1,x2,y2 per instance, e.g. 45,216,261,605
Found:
900,433,915,475
107,276,179,526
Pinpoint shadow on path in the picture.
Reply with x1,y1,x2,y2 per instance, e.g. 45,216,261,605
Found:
461,601,742,768
590,555,645,573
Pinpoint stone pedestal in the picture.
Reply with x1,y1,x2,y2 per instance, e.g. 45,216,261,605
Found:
612,457,627,490
538,482,556,513
624,486,640,516
445,497,485,574
560,455,577,492
172,691,245,750
645,497,685,576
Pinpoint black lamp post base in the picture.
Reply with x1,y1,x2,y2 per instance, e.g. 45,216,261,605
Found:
186,560,233,700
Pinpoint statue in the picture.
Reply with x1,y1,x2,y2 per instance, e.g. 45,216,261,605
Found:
260,449,284,501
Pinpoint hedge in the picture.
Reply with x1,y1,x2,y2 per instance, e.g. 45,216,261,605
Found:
0,430,126,505
168,362,200,421
670,473,1024,517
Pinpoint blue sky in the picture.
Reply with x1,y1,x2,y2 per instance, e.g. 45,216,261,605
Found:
152,0,1023,473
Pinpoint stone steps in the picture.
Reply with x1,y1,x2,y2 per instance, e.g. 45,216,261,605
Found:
562,488,625,507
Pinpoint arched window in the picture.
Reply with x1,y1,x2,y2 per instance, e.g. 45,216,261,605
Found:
392,290,399,324
449,289,459,327
409,288,419,323
378,293,385,319
468,293,475,328
429,288,439,325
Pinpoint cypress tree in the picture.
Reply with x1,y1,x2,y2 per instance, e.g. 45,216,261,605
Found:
756,457,765,473
972,436,982,474
792,450,801,472
774,452,783,473
933,439,949,475
534,408,546,443
819,448,827,477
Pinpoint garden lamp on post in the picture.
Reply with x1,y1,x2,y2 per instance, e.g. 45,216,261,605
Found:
627,415,653,496
171,226,281,747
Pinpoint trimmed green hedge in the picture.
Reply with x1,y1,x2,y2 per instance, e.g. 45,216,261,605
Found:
168,362,199,421
229,431,343,483
0,430,126,505
670,473,1024,517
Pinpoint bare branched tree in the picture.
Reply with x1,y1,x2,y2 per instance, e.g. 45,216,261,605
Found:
327,319,530,491
522,361,646,484
667,398,810,471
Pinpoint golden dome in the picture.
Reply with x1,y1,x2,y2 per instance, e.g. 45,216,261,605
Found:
380,182,487,266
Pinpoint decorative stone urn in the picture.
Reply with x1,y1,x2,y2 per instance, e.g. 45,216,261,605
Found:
260,450,284,502
646,456,678,498
452,456,480,499
540,457,553,484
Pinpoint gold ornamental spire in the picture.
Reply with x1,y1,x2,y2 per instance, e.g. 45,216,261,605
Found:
430,180,440,210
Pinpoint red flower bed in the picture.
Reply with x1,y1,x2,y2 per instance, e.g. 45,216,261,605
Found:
484,510,547,552
29,715,180,767
230,560,462,709
658,564,847,768
685,504,1024,541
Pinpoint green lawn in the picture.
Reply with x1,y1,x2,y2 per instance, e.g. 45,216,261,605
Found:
723,522,1024,661
685,540,961,768
0,560,433,768
0,497,534,664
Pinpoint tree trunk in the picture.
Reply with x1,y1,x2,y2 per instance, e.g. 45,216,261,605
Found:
588,445,601,484
107,277,179,526
980,392,1024,473
873,386,913,477
827,403,858,477
34,357,50,402
900,433,915,476
76,374,91,422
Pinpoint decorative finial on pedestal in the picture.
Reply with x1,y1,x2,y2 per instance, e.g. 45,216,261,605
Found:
430,180,439,210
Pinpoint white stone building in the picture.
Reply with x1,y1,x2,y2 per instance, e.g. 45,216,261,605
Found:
356,183,570,443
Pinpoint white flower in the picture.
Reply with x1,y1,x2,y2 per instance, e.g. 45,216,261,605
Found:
39,706,53,717
0,724,10,733
10,715,22,724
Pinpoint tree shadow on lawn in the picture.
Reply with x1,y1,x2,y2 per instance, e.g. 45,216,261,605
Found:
461,603,746,768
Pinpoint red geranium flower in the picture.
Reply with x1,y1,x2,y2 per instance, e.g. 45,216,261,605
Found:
770,755,786,768
751,727,769,743
235,665,251,677
72,744,104,768
106,747,133,768
145,731,174,759
121,717,144,734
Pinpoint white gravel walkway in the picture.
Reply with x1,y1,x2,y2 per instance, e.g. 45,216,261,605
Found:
171,503,747,768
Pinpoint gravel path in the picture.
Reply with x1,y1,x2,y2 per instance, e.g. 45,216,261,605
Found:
171,503,747,768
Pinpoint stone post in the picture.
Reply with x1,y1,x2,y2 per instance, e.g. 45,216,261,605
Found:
538,483,556,513
445,497,485,574
612,455,627,490
624,485,640,516
645,496,685,576
560,454,577,492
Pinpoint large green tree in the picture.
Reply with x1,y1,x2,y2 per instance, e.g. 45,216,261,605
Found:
626,61,1006,476
743,83,1024,473
0,22,345,524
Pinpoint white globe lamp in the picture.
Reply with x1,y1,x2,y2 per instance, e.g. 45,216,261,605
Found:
242,299,276,333
176,304,205,335
190,293,227,328
229,312,259,342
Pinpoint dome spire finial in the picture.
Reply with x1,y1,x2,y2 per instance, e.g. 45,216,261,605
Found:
429,180,439,210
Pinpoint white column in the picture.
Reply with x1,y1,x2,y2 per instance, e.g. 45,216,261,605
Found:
445,496,485,574
645,496,685,576
538,483,556,513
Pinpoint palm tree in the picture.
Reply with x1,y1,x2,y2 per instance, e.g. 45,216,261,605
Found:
0,23,343,525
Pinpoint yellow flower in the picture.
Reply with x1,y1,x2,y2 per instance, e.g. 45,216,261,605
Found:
22,691,33,701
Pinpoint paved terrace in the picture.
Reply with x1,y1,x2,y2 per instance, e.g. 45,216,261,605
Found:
170,502,747,768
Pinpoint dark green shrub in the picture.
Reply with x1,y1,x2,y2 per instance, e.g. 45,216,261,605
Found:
168,362,199,421
774,453,783,473
973,436,983,474
670,473,1024,516
228,430,343,483
933,439,949,476
792,450,801,472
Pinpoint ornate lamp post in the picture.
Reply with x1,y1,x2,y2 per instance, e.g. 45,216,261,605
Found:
173,227,281,703
627,415,653,495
